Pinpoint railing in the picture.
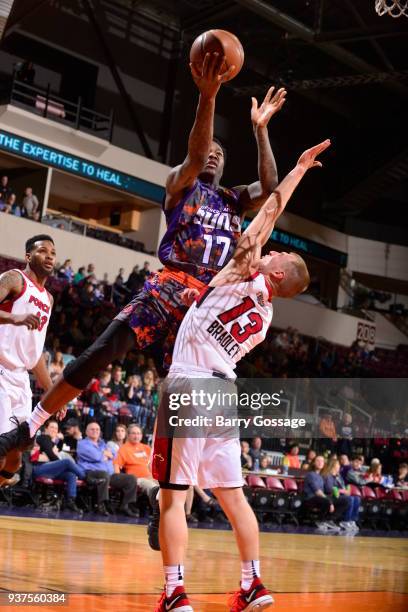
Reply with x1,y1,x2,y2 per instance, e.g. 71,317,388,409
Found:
6,75,114,142
42,211,148,253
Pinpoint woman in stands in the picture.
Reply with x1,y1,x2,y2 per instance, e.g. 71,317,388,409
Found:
364,458,383,484
107,423,127,455
322,457,360,533
303,455,349,533
32,420,85,512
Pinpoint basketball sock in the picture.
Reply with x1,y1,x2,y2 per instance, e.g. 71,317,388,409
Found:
241,560,260,591
164,564,184,598
28,403,51,437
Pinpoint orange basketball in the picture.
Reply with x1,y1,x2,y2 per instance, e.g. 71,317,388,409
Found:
190,29,244,82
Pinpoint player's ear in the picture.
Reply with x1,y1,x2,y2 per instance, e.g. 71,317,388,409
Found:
270,270,284,282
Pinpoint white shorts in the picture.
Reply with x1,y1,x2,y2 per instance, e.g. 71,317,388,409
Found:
0,366,32,434
152,367,243,489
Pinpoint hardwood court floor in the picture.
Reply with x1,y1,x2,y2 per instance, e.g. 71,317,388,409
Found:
0,516,407,611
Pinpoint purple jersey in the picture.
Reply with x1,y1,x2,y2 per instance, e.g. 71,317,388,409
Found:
158,180,242,284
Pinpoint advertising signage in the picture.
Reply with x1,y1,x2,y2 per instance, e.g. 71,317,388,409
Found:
0,130,165,203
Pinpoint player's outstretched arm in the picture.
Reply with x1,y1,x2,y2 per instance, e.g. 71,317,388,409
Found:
240,139,331,250
165,53,235,210
0,270,40,329
236,86,287,214
211,139,330,285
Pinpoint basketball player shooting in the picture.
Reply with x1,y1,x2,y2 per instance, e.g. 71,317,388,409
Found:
0,235,56,486
0,55,286,474
151,138,331,612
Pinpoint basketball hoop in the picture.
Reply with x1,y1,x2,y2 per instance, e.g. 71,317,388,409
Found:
375,0,408,18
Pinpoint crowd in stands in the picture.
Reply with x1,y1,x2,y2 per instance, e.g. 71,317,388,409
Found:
0,175,41,219
5,413,407,534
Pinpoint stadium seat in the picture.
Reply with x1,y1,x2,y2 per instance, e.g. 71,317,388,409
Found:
266,477,284,490
349,484,362,497
247,475,266,488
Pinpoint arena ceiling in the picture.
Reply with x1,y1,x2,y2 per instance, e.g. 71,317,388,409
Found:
2,0,408,242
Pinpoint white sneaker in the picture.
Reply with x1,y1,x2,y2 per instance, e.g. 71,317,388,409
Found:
349,521,359,531
326,521,341,532
316,521,340,533
339,521,356,533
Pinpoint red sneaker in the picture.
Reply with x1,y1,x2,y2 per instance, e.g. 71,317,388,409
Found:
228,577,274,611
154,585,193,611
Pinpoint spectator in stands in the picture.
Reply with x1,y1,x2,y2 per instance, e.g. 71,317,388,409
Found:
62,418,82,457
139,261,150,283
249,437,263,469
304,455,349,533
364,458,382,484
22,187,39,218
114,424,158,501
48,351,65,382
322,457,360,532
259,455,271,472
240,441,253,470
342,455,367,486
126,265,141,293
126,374,143,420
301,448,316,470
76,422,138,517
107,423,127,455
395,462,408,486
0,175,12,202
80,281,98,307
31,420,85,512
319,411,337,453
58,259,74,282
109,366,126,401
285,443,301,468
340,454,349,468
87,263,96,276
73,266,86,284
7,193,22,216
337,413,353,457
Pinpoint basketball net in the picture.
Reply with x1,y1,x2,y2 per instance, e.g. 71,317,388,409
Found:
375,0,408,17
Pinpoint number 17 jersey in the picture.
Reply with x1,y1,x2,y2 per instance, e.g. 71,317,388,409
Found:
171,272,273,379
158,180,242,285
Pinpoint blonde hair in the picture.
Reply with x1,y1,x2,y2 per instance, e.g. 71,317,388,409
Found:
276,253,310,298
321,457,340,478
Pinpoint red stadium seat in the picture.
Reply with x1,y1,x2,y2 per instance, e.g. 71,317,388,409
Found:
402,490,408,503
246,475,266,488
283,478,298,492
349,484,362,497
266,477,284,491
362,486,376,499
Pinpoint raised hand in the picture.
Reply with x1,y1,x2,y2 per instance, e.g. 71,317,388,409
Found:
297,139,331,172
190,52,235,99
251,86,287,130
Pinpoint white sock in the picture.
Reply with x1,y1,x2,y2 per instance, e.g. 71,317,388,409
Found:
241,560,260,591
28,403,51,437
164,564,184,598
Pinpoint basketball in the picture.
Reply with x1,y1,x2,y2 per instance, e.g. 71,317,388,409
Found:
190,29,244,81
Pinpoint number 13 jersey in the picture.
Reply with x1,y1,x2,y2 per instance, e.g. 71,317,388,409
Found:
171,272,273,379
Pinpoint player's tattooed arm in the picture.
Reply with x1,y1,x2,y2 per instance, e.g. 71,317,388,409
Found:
0,270,40,329
237,87,287,214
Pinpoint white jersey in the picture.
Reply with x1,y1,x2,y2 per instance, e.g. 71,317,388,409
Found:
0,269,51,371
171,272,273,378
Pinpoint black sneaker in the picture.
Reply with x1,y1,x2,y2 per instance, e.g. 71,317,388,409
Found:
0,421,33,458
147,502,161,551
65,498,83,514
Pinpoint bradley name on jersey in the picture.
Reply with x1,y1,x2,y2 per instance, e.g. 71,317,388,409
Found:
206,317,241,359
